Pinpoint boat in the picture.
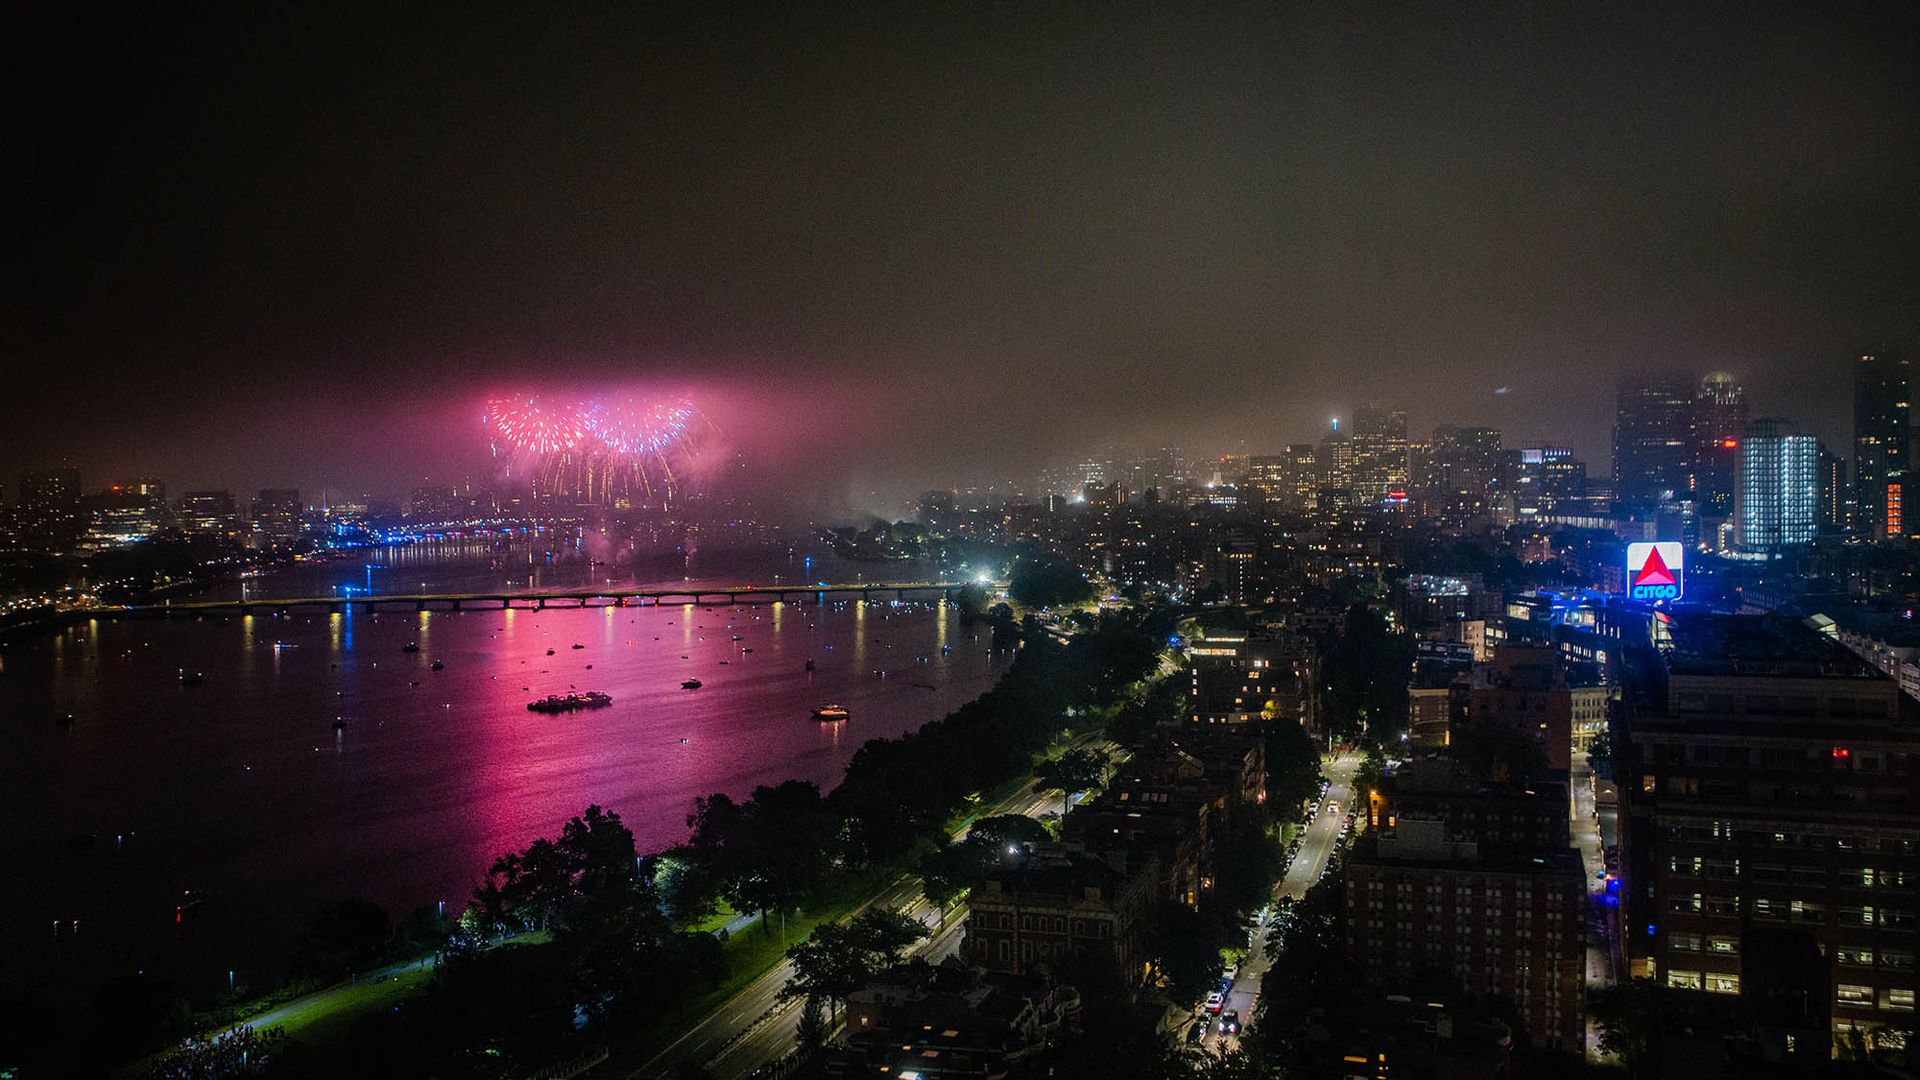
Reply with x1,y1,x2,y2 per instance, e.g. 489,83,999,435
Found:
333,719,348,730
403,642,420,653
178,670,205,686
811,703,851,722
731,635,744,641
681,679,703,690
546,648,556,655
571,643,585,650
430,660,444,671
804,659,815,671
527,691,614,714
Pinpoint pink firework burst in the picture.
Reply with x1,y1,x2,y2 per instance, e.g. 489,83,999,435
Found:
486,396,588,455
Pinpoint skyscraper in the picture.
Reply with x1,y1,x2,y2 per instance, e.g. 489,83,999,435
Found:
1422,426,1504,527
18,467,83,550
178,490,241,539
1736,418,1818,552
1349,402,1410,509
1692,372,1747,520
1853,353,1910,540
251,488,304,548
1318,422,1353,514
1818,442,1848,531
1612,374,1697,517
1511,447,1587,518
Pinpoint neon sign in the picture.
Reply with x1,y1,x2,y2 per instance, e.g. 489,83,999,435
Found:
1626,542,1684,601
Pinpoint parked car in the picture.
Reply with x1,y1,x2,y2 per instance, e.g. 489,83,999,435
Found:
1205,991,1225,1013
1186,1020,1207,1044
1220,1010,1241,1035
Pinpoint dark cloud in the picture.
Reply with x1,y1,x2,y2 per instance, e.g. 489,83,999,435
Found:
6,4,1917,500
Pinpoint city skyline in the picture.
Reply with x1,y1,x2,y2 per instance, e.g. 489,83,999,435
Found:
8,8,1920,1076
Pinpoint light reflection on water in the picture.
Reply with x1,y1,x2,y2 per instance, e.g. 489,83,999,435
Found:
1,569,1003,999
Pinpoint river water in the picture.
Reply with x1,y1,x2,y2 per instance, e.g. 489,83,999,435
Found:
0,543,1008,1000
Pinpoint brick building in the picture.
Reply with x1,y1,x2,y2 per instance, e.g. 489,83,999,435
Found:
1617,614,1920,1055
963,842,1155,983
1187,629,1318,727
1345,817,1587,1052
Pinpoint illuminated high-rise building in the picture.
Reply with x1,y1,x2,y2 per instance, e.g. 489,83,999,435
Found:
18,467,83,550
1692,372,1747,520
1317,421,1353,513
1421,426,1504,527
1245,456,1287,505
1349,402,1410,509
178,490,241,539
1818,442,1848,531
1511,447,1587,518
1853,352,1910,540
1736,418,1817,552
1612,374,1696,517
251,488,303,548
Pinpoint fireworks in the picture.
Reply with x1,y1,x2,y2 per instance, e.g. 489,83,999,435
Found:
485,393,698,507
486,396,589,456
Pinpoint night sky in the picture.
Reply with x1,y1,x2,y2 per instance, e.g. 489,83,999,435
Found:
8,5,1918,507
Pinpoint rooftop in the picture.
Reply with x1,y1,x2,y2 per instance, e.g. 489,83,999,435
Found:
1664,614,1879,680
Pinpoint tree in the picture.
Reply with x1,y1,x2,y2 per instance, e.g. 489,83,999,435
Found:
1008,556,1095,608
1319,604,1413,738
1592,977,1655,1075
848,906,928,965
1035,747,1107,817
918,841,973,929
558,803,639,892
795,993,829,1051
689,781,836,936
1150,901,1226,1009
1259,717,1324,827
966,813,1050,851
780,908,928,1021
780,924,874,1022
954,582,989,622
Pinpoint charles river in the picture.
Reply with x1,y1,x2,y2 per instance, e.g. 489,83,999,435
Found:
0,540,1011,1000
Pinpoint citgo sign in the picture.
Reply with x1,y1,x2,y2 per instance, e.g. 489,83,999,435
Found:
1626,542,1684,602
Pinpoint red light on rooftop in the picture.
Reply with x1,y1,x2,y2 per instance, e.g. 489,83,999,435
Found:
1721,438,1738,449
1833,747,1851,759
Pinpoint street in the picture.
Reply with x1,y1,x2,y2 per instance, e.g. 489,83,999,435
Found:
1186,751,1361,1055
1571,747,1623,1063
625,765,1091,1079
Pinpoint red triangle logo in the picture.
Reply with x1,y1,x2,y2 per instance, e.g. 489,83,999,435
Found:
1634,547,1676,587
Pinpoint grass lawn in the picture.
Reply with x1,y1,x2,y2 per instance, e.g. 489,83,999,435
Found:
269,965,434,1046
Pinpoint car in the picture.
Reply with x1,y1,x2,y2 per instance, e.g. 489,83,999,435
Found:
1325,801,1339,815
1205,991,1225,1013
1220,1010,1241,1035
1186,1020,1207,1044
1218,976,1234,992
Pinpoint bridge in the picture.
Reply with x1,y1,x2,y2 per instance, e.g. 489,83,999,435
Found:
107,581,999,618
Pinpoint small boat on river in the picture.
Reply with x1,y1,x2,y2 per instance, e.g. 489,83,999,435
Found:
527,691,613,714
